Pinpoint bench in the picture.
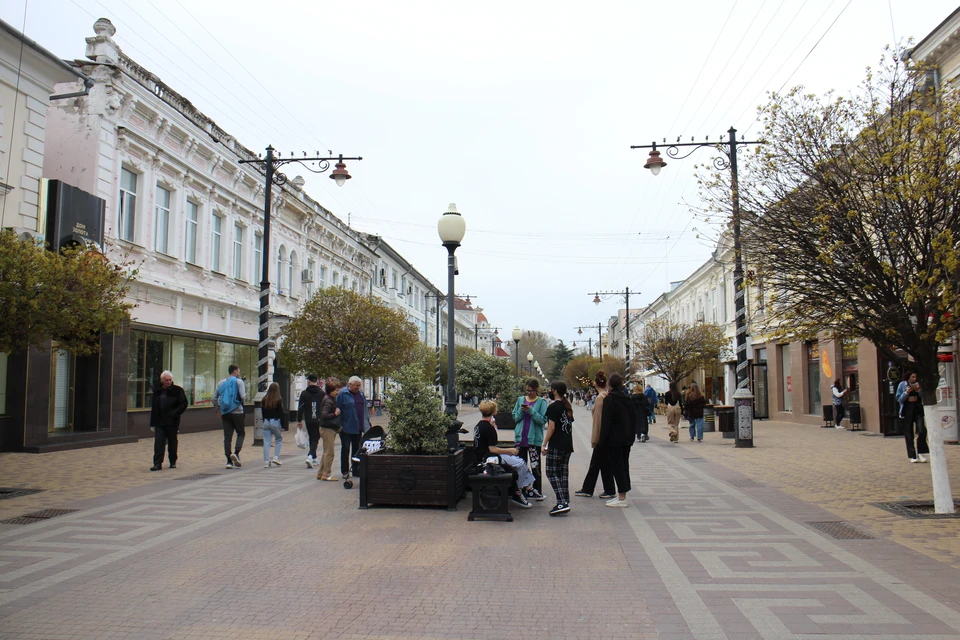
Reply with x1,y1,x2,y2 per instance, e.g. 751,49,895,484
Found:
467,472,514,522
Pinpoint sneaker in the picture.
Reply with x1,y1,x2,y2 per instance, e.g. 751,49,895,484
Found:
230,453,241,468
598,492,616,500
690,437,695,441
509,494,533,509
555,503,571,515
524,488,546,501
305,457,315,469
910,458,919,463
697,439,702,442
835,425,845,429
342,472,351,480
169,463,177,469
264,462,271,468
225,463,235,469
549,504,564,516
150,465,161,471
640,434,649,442
574,490,592,498
918,454,928,463
271,458,282,466
606,497,629,508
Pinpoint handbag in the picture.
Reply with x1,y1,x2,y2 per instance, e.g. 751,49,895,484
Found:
294,426,308,449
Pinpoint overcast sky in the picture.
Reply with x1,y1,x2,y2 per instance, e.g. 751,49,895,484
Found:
7,1,957,347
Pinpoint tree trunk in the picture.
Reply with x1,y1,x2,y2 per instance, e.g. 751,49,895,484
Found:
923,402,955,514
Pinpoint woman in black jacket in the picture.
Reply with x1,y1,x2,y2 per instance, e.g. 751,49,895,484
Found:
599,373,637,508
630,384,650,443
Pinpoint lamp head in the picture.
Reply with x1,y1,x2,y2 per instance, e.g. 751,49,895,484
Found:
526,352,534,362
578,327,583,335
329,159,351,186
593,295,601,305
437,202,466,245
512,326,522,342
644,149,666,176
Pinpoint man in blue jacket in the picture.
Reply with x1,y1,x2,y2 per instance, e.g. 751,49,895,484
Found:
336,376,369,479
644,383,658,424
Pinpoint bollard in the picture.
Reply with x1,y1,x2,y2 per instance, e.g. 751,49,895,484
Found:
253,391,266,446
734,387,754,448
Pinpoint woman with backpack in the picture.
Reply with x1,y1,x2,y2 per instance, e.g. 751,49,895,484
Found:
261,382,288,468
543,381,575,516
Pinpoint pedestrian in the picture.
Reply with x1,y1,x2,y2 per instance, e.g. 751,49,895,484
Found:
317,377,342,481
474,401,535,509
576,371,616,499
644,383,658,424
599,373,636,508
631,383,650,442
260,382,288,468
543,381,574,516
336,376,368,479
149,370,187,471
685,382,707,442
896,372,929,463
831,378,849,429
512,378,547,501
663,381,684,443
213,364,246,469
297,374,325,469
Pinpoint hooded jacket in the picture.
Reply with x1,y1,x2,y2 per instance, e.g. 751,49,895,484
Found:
599,389,637,448
297,385,325,426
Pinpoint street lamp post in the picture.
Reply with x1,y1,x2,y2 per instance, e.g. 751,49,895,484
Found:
526,351,534,378
512,327,522,390
591,288,635,377
632,127,761,448
438,204,466,422
237,146,360,444
576,324,604,362
475,324,502,351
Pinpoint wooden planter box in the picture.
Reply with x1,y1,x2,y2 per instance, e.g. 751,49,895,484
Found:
358,448,465,511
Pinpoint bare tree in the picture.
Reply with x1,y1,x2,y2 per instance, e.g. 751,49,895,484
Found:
636,318,730,384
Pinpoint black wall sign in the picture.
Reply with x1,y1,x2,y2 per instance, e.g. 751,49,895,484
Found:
44,180,105,251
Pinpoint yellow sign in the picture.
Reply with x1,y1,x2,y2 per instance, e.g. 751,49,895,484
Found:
822,350,833,379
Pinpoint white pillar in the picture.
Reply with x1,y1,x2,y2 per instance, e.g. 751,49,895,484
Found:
924,404,956,514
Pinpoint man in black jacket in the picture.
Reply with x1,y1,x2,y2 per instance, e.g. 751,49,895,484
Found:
151,370,188,471
297,374,325,468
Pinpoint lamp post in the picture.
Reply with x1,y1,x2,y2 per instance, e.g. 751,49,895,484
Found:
526,351,534,378
237,147,360,444
425,291,443,393
632,127,761,448
475,324,502,351
590,288,634,376
438,203,466,420
576,324,604,362
512,326,522,389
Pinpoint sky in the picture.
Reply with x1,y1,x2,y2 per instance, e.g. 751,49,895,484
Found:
5,0,958,348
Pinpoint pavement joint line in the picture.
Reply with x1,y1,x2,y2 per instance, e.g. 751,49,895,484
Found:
655,444,960,635
0,471,314,608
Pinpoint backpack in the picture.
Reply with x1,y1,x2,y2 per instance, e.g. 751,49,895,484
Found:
216,377,240,414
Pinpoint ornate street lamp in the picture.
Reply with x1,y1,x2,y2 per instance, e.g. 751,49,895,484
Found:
590,288,634,378
438,203,466,421
512,326,522,388
632,128,762,448
526,351,534,377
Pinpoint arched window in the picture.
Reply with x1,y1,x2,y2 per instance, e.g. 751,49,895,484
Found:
289,250,299,298
277,245,287,293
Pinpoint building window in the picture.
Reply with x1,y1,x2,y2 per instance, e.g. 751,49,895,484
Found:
253,232,262,284
306,257,315,298
119,168,138,242
184,201,199,264
319,265,326,288
277,246,286,293
289,251,298,298
807,341,821,415
232,222,243,280
154,185,171,254
392,269,398,289
127,329,256,409
780,344,792,412
841,337,860,404
343,274,348,288
352,278,357,291
210,214,223,272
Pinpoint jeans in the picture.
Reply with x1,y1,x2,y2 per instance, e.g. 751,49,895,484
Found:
153,424,178,467
689,417,704,441
222,412,245,462
903,403,929,459
500,453,536,489
262,419,282,462
580,447,614,495
340,432,361,476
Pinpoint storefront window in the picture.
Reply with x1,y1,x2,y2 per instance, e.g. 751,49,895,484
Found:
807,340,821,415
780,344,792,412
128,330,254,409
842,337,859,404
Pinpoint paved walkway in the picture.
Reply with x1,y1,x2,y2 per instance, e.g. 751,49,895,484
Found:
0,405,958,639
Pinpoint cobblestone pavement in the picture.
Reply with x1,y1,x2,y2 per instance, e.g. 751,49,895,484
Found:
0,405,958,639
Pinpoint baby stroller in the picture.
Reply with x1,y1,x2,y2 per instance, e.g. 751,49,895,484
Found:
344,425,385,489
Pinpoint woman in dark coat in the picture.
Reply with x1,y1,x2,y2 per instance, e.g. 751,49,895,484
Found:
630,384,650,443
599,373,637,508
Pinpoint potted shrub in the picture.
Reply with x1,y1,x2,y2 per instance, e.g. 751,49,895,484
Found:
358,364,465,510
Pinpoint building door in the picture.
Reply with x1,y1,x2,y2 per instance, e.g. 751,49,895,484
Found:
753,364,769,419
49,349,75,433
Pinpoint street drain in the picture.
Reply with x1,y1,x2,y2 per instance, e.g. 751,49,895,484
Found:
727,478,763,488
0,488,44,500
175,473,221,481
0,508,79,526
807,521,875,539
873,500,960,519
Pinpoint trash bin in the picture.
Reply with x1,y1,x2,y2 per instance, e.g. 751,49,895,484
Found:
848,404,862,431
715,405,734,439
703,404,716,432
821,405,834,428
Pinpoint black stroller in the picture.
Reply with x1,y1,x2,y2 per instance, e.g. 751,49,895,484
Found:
344,425,385,489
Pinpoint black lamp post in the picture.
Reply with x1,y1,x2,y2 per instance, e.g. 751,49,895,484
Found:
576,324,604,362
237,147,361,395
590,288,634,377
438,203,466,420
425,291,443,392
632,127,761,448
512,326,522,390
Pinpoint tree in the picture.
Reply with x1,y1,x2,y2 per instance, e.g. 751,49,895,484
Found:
455,350,514,400
636,318,730,384
550,340,576,381
0,231,135,356
383,364,450,455
437,344,475,388
512,330,557,379
703,49,958,512
278,287,420,380
563,355,597,389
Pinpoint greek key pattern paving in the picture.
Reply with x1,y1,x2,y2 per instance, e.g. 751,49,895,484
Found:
624,444,960,639
0,472,311,610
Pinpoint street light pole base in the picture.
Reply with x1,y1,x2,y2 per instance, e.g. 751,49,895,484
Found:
733,386,754,448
